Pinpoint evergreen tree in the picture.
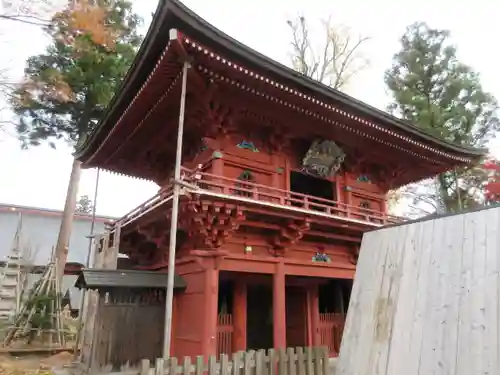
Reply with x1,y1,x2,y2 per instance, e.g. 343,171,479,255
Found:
12,0,142,148
10,0,142,273
385,22,499,213
75,194,93,213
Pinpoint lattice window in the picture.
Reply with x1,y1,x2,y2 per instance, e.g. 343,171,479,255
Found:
235,170,254,197
359,200,371,209
359,200,372,220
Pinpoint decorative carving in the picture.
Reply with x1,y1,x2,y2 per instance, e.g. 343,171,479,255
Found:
179,198,245,249
200,139,208,152
136,221,170,248
236,140,259,152
370,164,408,191
312,252,331,263
357,175,371,183
212,151,223,159
204,99,238,138
271,219,311,255
302,140,345,177
121,231,158,266
262,129,290,153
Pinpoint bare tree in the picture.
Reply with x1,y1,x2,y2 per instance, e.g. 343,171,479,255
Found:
0,0,56,26
287,15,370,90
0,1,60,134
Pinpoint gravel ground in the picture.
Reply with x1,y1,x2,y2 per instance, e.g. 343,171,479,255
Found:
0,352,73,375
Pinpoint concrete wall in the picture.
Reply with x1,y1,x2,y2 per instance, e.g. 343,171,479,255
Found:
0,203,116,266
337,205,500,375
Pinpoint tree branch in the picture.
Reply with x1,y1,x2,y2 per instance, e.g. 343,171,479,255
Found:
0,13,50,26
287,15,370,91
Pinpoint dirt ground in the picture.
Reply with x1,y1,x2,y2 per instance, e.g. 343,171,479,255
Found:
0,352,73,375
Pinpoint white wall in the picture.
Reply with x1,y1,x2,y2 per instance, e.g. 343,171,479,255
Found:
0,208,114,266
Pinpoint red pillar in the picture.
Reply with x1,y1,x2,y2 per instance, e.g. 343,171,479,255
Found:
273,262,286,349
233,281,247,352
202,266,219,356
308,284,320,346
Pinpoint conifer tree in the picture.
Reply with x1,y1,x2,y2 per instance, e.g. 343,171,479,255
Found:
385,22,499,213
10,0,142,274
75,194,93,214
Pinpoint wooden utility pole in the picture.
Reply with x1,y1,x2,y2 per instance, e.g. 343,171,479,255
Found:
55,157,82,282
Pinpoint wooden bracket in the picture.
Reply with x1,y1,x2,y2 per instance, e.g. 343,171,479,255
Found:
180,198,245,249
271,218,311,255
348,245,360,265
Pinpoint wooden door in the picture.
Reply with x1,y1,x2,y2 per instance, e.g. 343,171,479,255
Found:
285,286,307,347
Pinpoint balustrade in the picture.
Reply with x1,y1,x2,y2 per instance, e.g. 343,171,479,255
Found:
113,166,404,229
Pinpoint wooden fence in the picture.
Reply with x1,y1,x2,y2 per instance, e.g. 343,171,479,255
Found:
92,347,332,375
318,313,344,357
216,313,233,357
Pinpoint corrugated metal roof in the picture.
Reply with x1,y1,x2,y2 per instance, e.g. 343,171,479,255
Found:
75,269,187,290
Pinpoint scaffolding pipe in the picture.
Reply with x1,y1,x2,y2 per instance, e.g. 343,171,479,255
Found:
163,60,189,359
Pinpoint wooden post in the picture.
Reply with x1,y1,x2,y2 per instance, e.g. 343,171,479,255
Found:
335,175,342,205
212,151,225,192
309,285,320,346
55,157,82,283
233,280,247,351
306,286,313,346
344,172,353,217
273,262,286,349
202,266,219,356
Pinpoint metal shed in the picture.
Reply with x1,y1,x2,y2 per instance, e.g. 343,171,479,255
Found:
336,205,500,375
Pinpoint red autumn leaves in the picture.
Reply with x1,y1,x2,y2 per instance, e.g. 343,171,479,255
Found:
484,159,500,203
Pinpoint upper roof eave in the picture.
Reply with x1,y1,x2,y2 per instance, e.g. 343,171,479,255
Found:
74,0,487,163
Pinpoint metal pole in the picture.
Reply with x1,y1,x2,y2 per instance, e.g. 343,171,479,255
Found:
73,167,101,361
163,61,189,359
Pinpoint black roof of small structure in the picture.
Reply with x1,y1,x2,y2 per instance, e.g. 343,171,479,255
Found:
75,268,187,290
75,0,486,162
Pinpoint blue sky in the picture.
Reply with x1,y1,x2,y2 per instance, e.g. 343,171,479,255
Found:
0,0,499,217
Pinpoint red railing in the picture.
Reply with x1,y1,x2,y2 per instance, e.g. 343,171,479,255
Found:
319,313,345,357
115,185,174,228
216,313,233,357
114,166,404,228
184,170,402,225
